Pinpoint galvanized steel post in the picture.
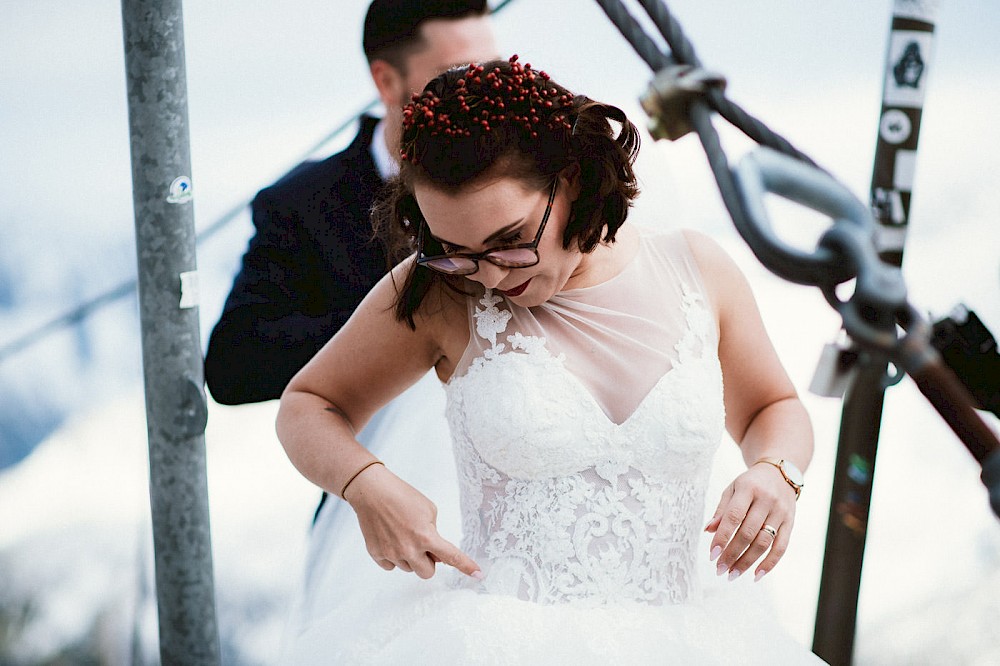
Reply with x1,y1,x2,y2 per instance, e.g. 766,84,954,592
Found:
121,0,220,663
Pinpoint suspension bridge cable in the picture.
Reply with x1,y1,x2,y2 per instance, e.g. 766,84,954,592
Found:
595,0,819,167
0,1,519,367
0,104,380,368
590,0,674,71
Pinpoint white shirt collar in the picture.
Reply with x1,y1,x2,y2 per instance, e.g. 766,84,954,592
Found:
370,119,399,181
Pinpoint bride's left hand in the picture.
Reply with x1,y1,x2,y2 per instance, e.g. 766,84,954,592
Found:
703,464,797,582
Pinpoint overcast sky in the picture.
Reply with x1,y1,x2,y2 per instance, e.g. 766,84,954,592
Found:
1,0,997,322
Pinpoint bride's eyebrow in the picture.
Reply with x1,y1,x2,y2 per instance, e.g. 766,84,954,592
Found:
433,218,526,250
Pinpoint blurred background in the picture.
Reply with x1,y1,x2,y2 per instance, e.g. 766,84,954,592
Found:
1,0,997,663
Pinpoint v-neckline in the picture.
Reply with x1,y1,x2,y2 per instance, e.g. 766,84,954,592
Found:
447,317,715,428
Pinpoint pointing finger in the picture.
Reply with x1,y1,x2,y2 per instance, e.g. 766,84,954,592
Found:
428,537,483,580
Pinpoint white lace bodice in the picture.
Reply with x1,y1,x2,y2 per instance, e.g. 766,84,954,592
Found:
444,230,725,606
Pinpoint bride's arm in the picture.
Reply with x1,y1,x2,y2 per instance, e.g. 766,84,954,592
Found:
683,230,814,582
276,260,480,580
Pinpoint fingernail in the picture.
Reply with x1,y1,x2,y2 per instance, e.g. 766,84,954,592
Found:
703,521,712,532
754,570,767,583
728,569,741,582
470,570,485,580
710,546,722,562
716,562,727,577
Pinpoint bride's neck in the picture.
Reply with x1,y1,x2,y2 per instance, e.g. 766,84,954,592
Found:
563,224,639,291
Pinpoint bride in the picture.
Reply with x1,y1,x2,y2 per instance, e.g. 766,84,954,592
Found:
276,56,822,664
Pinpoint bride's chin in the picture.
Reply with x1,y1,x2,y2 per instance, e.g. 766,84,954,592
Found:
525,290,558,307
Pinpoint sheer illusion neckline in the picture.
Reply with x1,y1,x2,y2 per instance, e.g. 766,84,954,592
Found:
448,229,718,425
556,225,642,295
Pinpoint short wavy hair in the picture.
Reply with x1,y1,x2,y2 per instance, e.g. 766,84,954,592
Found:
372,57,641,327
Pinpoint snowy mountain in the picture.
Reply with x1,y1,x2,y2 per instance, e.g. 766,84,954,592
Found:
0,393,318,664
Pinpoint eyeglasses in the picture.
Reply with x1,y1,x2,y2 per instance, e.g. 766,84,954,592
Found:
416,179,559,276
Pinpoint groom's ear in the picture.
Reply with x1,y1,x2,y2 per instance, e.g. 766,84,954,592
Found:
370,59,405,108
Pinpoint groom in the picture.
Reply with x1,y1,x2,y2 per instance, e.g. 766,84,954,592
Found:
205,1,499,539
205,1,497,407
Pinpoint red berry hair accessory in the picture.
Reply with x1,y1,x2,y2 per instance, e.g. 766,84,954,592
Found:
400,55,575,164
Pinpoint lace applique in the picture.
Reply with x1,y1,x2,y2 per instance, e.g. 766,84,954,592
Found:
468,291,564,375
674,284,713,364
474,291,512,352
507,331,548,356
446,283,724,606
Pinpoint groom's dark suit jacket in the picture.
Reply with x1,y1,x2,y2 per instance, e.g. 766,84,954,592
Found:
205,116,387,405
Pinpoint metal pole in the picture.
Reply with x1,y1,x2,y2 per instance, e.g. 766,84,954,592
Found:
811,345,892,666
121,1,220,663
812,2,939,664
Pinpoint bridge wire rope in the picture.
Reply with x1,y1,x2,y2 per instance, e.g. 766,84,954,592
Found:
0,0,518,366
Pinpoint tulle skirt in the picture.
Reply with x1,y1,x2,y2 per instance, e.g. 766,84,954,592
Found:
279,372,824,665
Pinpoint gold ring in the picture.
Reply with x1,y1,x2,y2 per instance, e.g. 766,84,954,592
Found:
761,524,778,538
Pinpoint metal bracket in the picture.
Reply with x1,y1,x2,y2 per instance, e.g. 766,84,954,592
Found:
640,64,726,140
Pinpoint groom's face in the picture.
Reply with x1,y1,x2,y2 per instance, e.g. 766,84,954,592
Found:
395,15,497,108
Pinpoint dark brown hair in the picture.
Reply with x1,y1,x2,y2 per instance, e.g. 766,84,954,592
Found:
362,0,489,72
372,57,641,327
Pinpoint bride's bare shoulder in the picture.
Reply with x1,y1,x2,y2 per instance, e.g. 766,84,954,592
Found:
386,265,472,377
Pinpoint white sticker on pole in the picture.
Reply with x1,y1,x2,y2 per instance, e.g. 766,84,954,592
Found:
893,150,918,191
879,109,912,144
883,31,934,108
167,176,193,204
179,270,199,309
893,0,941,23
876,224,908,254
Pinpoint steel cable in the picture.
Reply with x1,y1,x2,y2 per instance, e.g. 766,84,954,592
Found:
0,2,518,366
599,0,819,167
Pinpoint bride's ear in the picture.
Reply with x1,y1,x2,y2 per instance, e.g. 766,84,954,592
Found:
561,163,582,202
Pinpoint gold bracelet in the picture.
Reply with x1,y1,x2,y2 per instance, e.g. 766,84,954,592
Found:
340,460,384,499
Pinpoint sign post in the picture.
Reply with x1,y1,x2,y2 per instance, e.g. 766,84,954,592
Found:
121,0,220,662
812,3,940,664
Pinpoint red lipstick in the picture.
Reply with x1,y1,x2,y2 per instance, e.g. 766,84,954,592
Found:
500,278,531,298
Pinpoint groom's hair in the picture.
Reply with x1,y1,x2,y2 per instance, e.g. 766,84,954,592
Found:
363,0,490,71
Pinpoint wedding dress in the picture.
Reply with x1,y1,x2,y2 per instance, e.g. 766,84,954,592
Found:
280,229,823,664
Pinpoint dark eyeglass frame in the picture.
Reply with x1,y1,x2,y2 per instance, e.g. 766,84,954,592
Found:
415,179,559,276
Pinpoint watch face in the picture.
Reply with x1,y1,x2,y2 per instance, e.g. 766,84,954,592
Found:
781,460,805,487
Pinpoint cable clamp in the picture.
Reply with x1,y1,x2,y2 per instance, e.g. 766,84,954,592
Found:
640,64,726,140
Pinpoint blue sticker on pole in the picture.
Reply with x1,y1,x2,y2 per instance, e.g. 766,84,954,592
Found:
167,175,193,204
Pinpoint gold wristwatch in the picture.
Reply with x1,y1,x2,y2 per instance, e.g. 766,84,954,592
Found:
754,458,804,499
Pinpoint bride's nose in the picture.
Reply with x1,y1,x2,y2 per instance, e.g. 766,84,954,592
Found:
469,261,509,289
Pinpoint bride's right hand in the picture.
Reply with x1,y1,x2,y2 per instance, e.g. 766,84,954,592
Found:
344,463,482,581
